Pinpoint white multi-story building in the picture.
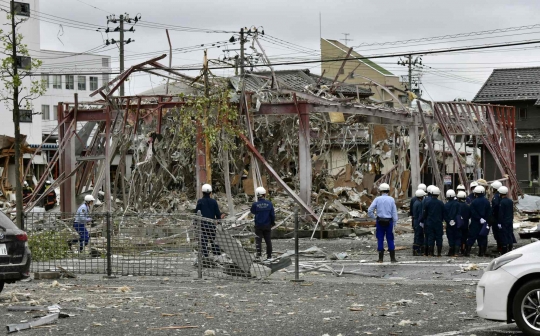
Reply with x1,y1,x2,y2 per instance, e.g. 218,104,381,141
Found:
0,0,110,194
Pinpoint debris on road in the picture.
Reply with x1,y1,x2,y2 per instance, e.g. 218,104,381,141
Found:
6,313,59,333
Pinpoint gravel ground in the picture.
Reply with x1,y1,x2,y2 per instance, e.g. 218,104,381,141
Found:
0,234,529,336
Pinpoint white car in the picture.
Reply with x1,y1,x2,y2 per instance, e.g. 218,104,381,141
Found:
477,241,540,336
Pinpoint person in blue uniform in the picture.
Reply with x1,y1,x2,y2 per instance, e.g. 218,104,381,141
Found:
422,186,446,257
422,185,435,255
72,195,94,253
497,186,514,254
412,189,426,256
196,184,225,259
250,187,275,260
456,191,470,255
490,181,503,253
466,181,478,205
368,183,398,263
464,186,492,257
409,183,427,220
444,189,461,256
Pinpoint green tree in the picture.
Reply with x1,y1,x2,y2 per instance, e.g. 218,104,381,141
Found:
0,2,46,228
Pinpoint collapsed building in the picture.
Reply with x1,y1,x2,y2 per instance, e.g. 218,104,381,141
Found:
16,49,521,235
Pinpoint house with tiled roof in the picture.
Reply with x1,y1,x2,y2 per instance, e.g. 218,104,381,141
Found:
473,67,540,191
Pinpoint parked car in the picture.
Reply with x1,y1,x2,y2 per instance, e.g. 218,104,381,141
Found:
0,211,31,292
477,241,540,336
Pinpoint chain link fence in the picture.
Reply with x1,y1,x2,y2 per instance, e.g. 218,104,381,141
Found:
24,211,291,280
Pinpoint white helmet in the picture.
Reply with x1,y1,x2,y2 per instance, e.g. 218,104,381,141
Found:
379,183,390,191
202,184,212,193
470,181,478,189
457,191,467,199
498,186,509,195
415,189,426,197
84,195,95,202
431,187,441,195
427,185,435,193
446,189,456,198
474,185,485,194
255,187,266,196
45,180,51,185
23,181,28,187
491,181,502,190
418,183,427,191
456,184,466,191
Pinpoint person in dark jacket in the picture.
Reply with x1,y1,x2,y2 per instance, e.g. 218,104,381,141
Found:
412,189,426,256
44,181,56,211
422,186,446,257
409,183,427,219
444,190,461,256
195,184,225,258
466,181,478,205
465,186,492,257
497,186,514,254
250,187,275,260
422,185,435,255
456,191,471,255
490,181,503,253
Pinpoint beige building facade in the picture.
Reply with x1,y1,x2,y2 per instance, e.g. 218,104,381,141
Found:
321,38,407,107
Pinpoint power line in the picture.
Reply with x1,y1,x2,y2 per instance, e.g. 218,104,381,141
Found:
351,22,540,48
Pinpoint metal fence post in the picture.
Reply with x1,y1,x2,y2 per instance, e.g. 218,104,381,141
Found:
291,209,304,283
196,210,202,279
106,212,112,277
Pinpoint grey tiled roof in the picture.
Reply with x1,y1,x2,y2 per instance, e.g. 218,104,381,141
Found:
230,69,373,96
516,129,540,144
473,67,540,104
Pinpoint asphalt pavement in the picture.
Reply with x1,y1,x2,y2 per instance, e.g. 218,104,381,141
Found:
0,232,529,336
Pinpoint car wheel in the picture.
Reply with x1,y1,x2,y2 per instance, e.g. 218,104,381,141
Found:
513,279,540,336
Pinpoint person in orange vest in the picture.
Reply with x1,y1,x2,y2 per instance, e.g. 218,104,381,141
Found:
44,181,56,211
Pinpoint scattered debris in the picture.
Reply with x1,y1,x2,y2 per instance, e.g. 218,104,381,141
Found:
6,313,59,333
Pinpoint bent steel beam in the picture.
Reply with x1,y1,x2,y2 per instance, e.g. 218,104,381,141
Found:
239,133,318,221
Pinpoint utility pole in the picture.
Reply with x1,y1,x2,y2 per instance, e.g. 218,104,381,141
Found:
340,33,353,46
398,54,423,106
10,0,23,229
239,28,245,75
407,54,412,107
105,14,139,96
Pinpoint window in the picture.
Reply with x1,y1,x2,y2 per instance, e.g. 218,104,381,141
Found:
519,108,527,120
65,75,74,90
90,76,98,91
77,76,86,90
53,75,61,89
41,105,50,120
102,73,110,85
19,110,32,123
531,154,539,181
52,105,58,120
42,74,49,88
102,58,109,67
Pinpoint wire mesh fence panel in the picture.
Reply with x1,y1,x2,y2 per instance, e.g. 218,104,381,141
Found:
26,212,108,274
109,213,195,277
25,211,282,279
195,216,273,280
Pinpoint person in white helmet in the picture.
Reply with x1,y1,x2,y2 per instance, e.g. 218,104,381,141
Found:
497,186,514,254
422,186,446,257
466,181,478,205
421,185,436,255
368,183,398,263
22,181,33,204
72,195,95,253
195,184,225,259
464,185,492,257
412,189,426,256
456,191,471,255
456,184,466,193
490,181,503,253
444,190,461,256
409,183,427,219
250,187,275,260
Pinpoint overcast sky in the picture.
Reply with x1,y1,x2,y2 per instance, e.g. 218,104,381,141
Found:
36,0,540,101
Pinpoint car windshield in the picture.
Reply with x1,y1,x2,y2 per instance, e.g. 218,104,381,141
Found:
0,211,19,231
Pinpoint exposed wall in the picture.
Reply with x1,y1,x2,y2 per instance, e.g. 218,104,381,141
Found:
321,39,406,106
